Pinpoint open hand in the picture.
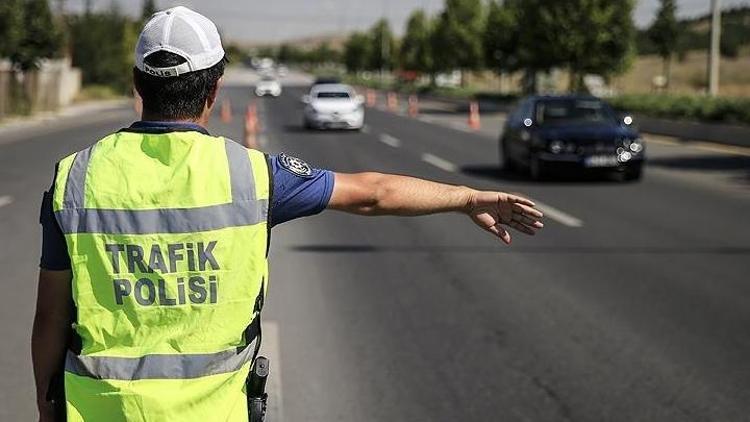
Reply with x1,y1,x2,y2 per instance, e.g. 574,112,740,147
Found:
467,191,544,244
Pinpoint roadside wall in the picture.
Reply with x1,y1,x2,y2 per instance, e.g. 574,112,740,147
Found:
0,58,82,120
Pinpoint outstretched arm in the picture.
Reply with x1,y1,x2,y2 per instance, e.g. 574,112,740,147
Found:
328,172,543,244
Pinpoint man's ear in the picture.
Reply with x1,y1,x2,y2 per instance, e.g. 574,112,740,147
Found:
206,77,223,110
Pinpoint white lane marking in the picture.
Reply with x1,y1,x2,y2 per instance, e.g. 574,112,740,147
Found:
531,200,584,228
421,153,458,172
260,321,284,422
379,134,401,148
0,195,13,209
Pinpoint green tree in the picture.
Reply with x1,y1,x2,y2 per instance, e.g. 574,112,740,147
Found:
310,42,339,64
648,0,679,87
343,32,371,73
367,19,396,72
224,43,246,62
70,4,137,93
431,0,485,86
0,0,24,59
278,43,294,63
12,0,61,71
399,10,433,76
521,0,635,92
483,0,521,75
141,0,158,22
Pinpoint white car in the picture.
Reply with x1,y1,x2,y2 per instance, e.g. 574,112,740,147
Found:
255,77,281,97
302,84,364,130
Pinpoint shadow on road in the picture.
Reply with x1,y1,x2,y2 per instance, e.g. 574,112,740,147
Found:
289,244,750,255
648,155,750,183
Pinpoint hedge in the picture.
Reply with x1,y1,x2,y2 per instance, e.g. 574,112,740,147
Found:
609,94,750,125
342,73,750,126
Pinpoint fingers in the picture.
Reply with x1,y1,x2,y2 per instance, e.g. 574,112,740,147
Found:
486,223,512,244
509,220,537,235
507,194,536,207
511,203,544,219
514,213,544,229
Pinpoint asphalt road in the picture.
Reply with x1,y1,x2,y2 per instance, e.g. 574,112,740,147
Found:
1,73,749,421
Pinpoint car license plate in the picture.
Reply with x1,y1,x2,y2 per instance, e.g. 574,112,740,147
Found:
584,155,617,167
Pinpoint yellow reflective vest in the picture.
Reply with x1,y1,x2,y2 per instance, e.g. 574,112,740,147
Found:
52,129,270,421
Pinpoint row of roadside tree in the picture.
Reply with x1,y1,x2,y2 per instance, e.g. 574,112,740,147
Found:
264,0,743,96
339,0,676,93
0,0,161,116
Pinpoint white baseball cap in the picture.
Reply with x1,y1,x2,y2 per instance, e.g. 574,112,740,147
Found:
135,6,225,78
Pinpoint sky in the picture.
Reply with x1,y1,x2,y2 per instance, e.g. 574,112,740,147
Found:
61,0,750,43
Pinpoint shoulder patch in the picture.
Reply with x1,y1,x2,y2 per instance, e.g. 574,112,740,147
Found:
278,153,313,178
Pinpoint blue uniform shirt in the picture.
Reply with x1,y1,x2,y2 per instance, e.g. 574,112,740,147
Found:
39,121,334,270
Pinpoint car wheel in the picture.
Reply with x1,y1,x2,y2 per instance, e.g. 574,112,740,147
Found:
530,155,547,181
500,138,514,171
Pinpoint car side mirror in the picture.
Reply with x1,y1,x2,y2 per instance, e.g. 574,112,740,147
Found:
301,95,310,104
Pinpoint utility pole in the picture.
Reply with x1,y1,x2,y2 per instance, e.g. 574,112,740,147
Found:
380,0,390,82
707,0,721,96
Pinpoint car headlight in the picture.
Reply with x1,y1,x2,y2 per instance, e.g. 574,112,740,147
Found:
629,139,643,153
622,137,643,153
549,140,564,154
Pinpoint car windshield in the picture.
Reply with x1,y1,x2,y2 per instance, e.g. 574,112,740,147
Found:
536,99,615,126
316,92,350,99
261,77,276,82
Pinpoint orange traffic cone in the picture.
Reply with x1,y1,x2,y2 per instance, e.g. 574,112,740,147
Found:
387,92,398,112
244,103,259,149
220,99,232,123
468,101,481,130
366,89,376,107
408,95,419,117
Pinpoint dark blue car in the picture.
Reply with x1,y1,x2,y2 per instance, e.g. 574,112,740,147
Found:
500,95,644,181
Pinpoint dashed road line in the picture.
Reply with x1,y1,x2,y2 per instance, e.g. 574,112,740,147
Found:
379,134,401,148
260,321,284,422
0,195,13,209
421,153,458,172
530,200,584,228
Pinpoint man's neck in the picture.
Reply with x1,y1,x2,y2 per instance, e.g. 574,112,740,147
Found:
140,113,208,127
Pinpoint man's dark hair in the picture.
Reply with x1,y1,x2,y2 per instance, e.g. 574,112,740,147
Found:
133,51,227,120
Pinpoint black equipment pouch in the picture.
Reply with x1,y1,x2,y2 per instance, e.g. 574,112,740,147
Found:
247,356,270,422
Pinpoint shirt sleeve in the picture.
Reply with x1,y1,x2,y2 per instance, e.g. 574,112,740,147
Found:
269,153,334,227
39,174,71,271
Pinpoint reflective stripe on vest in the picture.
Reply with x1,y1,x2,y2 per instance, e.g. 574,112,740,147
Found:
54,131,270,422
55,139,268,234
65,317,260,380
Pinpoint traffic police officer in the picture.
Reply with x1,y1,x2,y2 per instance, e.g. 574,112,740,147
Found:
32,7,543,422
